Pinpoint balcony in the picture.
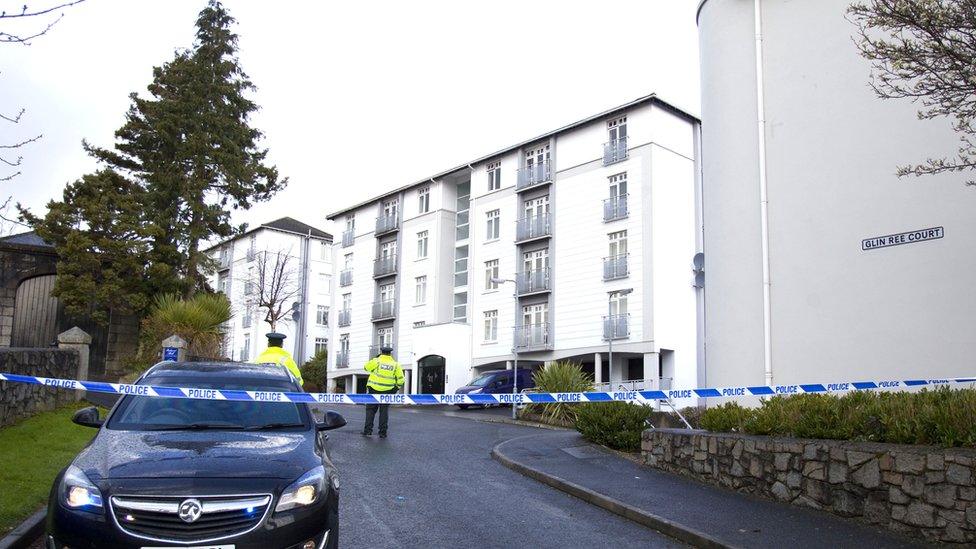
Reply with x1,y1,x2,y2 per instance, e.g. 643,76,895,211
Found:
603,313,631,340
515,323,552,351
336,351,350,369
338,309,351,327
603,194,629,222
603,136,628,166
371,300,395,321
375,213,400,235
368,344,396,359
516,268,551,295
217,254,231,271
341,229,355,248
516,213,551,242
373,254,397,278
603,254,629,281
340,269,353,287
516,161,552,191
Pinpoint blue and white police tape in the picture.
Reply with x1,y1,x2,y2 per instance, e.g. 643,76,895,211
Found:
1,371,975,405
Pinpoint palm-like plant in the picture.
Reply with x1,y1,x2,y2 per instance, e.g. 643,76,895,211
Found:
528,361,594,425
139,293,233,363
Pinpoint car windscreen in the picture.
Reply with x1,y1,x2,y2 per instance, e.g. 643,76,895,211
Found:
468,374,494,387
107,377,309,431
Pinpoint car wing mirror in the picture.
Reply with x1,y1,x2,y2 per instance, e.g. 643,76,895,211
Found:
316,411,347,431
72,406,103,428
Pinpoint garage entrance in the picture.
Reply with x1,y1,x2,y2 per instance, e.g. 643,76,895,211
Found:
418,355,445,394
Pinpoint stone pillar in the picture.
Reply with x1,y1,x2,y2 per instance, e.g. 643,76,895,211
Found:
594,353,603,385
505,360,512,370
58,327,91,401
161,335,188,362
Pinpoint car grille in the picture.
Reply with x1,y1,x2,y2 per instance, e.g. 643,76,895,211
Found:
110,494,272,543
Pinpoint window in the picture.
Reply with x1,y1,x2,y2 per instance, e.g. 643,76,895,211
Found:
485,259,499,290
245,267,255,296
609,292,628,316
320,241,330,261
487,161,501,191
417,231,428,259
454,245,469,286
342,293,352,310
415,276,427,305
318,273,331,294
524,196,549,219
382,199,399,218
484,310,498,342
379,240,397,259
413,321,426,328
453,292,468,322
340,334,350,354
247,235,256,261
379,283,395,303
344,253,354,269
241,338,250,361
609,172,628,198
486,209,500,241
524,143,551,169
455,182,470,241
608,116,627,143
609,230,628,257
345,216,355,232
376,327,394,347
522,303,548,326
218,273,229,295
243,303,253,328
522,248,549,273
314,337,328,356
316,305,329,326
418,187,430,213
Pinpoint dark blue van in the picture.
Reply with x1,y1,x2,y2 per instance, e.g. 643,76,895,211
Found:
453,368,536,409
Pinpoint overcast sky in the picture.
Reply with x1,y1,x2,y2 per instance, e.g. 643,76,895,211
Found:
3,0,700,239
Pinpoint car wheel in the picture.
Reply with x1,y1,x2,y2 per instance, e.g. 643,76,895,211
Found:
457,404,469,410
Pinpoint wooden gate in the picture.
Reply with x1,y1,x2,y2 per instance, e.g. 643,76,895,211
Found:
11,274,59,347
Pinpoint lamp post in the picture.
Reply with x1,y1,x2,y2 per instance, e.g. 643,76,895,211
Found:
491,276,520,419
607,288,633,386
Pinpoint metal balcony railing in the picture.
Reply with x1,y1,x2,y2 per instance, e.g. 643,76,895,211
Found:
603,194,629,222
515,323,551,351
593,377,673,393
246,247,256,262
603,136,628,165
516,268,551,295
340,269,353,287
603,254,629,280
371,300,395,321
516,161,552,190
336,351,350,368
341,229,355,248
516,213,551,242
373,254,397,278
375,213,400,235
368,344,396,359
338,309,351,327
603,313,631,340
217,254,231,270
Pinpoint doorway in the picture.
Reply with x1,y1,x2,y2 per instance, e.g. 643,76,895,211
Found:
418,355,446,394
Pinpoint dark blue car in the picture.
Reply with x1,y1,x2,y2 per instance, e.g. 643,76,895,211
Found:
453,368,536,409
45,361,346,549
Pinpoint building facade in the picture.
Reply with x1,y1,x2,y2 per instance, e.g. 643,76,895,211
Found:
326,95,702,400
206,218,333,371
697,0,976,388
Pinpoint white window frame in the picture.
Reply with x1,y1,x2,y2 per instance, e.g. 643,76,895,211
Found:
241,338,251,361
314,337,328,356
340,334,350,354
318,273,331,294
608,116,627,142
485,259,499,290
487,161,501,191
316,305,329,326
484,310,498,342
415,276,427,305
342,293,352,311
379,283,395,303
609,172,628,198
609,293,629,316
376,327,394,347
609,230,628,257
418,186,430,214
320,240,330,261
417,231,428,259
486,209,500,241
243,303,253,328
344,253,354,269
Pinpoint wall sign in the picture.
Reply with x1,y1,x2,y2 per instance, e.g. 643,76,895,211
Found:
162,347,179,361
862,226,944,251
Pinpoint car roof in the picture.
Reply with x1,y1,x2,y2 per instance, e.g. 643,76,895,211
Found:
482,369,528,376
142,361,293,382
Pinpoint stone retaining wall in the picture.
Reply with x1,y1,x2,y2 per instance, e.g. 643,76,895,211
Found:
0,348,79,427
642,428,976,544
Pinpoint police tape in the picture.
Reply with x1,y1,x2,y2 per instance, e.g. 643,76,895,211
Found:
1,371,975,406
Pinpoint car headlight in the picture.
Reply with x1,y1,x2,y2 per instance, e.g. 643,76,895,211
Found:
468,388,482,394
60,465,103,512
275,466,325,512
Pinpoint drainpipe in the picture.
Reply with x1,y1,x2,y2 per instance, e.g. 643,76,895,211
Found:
296,230,311,363
754,0,773,386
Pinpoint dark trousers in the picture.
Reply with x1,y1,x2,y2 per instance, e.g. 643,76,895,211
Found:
363,386,397,434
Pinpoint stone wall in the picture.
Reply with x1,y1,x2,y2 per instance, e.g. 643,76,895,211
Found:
0,241,57,347
105,312,140,375
643,428,976,544
0,348,79,427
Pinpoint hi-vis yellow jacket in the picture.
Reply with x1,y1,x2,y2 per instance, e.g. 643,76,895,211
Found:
364,354,404,392
253,346,304,386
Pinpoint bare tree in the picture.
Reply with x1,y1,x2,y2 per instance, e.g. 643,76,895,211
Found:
849,0,976,186
246,249,301,332
1,1,88,44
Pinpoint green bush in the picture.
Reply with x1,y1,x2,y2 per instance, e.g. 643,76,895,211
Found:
128,292,233,373
526,361,593,425
574,402,654,452
699,387,976,448
301,351,328,391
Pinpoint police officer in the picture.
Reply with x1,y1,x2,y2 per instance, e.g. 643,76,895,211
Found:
252,332,304,386
361,346,404,438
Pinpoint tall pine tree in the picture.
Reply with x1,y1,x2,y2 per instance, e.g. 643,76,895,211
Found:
87,0,285,297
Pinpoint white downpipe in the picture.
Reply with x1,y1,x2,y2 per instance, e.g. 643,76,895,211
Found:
754,0,773,386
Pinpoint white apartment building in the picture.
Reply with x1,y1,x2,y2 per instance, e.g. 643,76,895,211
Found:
326,95,702,399
206,217,334,369
697,0,976,389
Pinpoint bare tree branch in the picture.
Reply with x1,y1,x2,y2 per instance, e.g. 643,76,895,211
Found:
0,133,42,149
0,1,87,19
239,248,301,332
0,108,24,123
0,1,87,45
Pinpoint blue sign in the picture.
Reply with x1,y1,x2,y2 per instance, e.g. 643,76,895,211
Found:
162,347,179,361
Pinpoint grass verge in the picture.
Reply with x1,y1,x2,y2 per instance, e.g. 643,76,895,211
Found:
0,403,103,535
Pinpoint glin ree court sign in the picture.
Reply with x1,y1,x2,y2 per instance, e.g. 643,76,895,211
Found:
862,226,944,251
